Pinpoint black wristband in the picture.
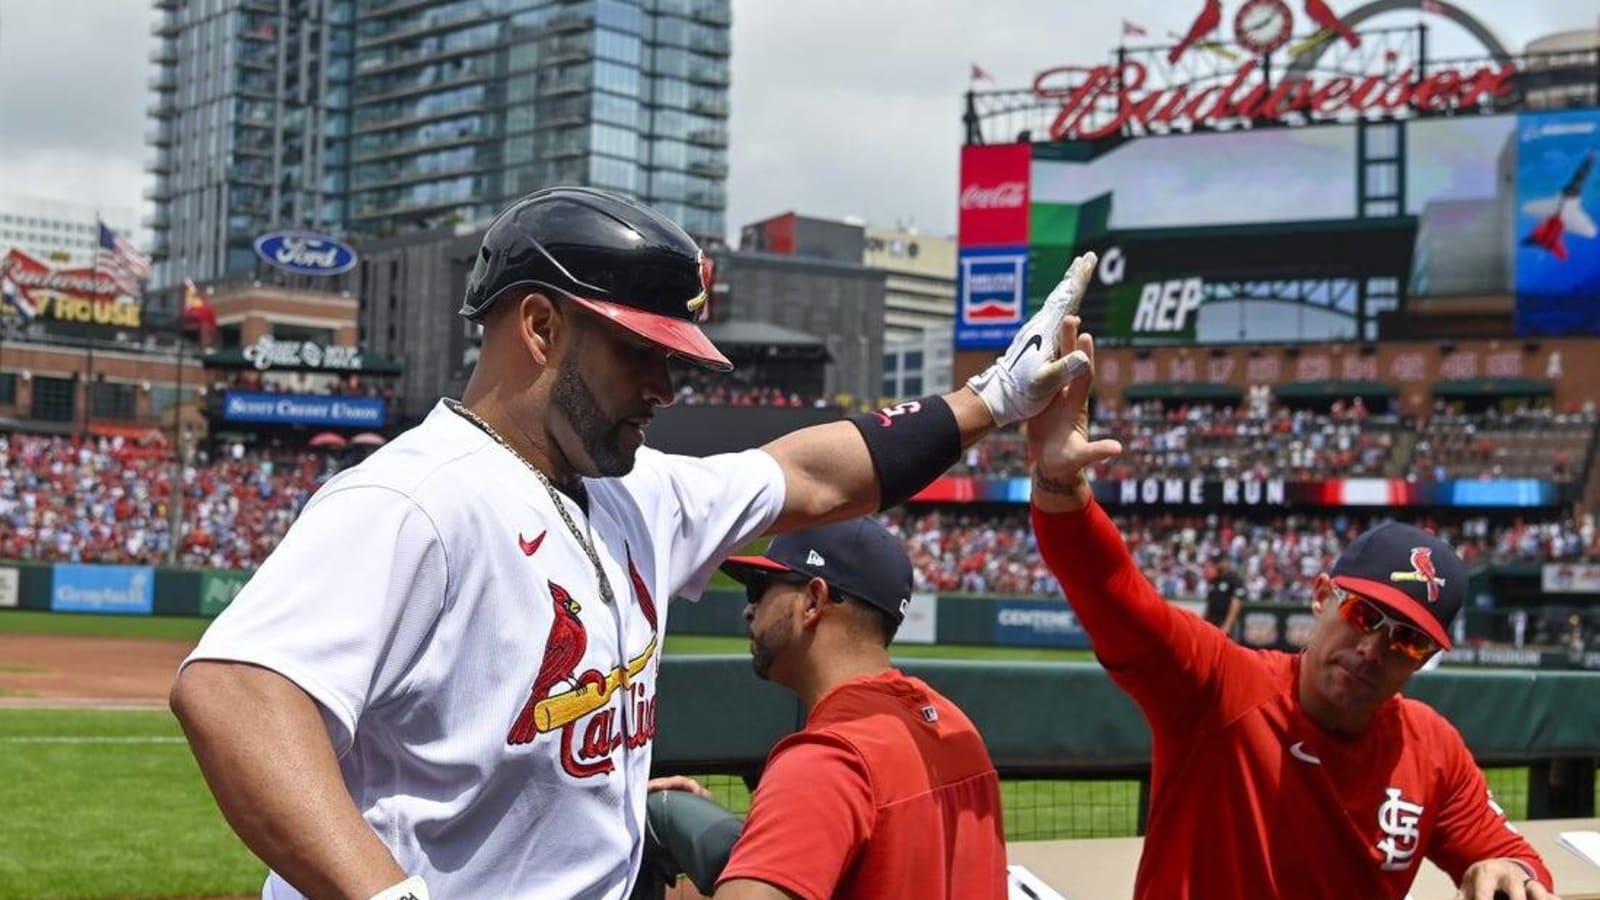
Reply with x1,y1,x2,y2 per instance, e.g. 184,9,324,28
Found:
847,395,962,511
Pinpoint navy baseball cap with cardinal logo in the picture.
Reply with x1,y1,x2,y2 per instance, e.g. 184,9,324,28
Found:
719,518,915,632
1331,522,1467,650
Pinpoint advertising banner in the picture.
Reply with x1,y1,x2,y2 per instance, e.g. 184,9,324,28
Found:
200,570,253,617
897,591,939,645
51,564,154,615
958,144,1032,247
254,230,359,276
222,391,386,427
993,598,1089,649
0,566,17,608
0,249,144,328
1515,110,1600,335
912,476,1565,509
956,247,1029,349
1541,563,1600,594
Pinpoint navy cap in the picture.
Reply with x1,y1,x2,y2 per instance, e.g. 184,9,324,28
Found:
1331,522,1467,650
719,518,915,628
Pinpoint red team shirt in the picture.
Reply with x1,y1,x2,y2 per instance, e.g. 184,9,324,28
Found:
1033,500,1552,899
718,670,1008,900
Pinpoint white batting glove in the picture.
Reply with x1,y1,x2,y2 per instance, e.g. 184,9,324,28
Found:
965,252,1098,427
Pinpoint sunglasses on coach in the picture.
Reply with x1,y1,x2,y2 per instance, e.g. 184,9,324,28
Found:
1334,590,1439,662
744,572,813,606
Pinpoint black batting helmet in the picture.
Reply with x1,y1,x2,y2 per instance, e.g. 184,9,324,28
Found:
460,186,729,371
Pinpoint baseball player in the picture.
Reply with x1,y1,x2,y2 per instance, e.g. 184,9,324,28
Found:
712,518,1007,900
169,187,1094,900
1023,311,1561,900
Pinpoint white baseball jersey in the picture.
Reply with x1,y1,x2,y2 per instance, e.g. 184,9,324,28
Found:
183,399,786,900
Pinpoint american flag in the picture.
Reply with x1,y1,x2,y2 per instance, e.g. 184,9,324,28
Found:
2,273,36,320
96,222,150,296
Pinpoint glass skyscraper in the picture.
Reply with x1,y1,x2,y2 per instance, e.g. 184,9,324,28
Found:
147,0,731,293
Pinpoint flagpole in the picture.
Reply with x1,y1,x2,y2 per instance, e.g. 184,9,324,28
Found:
168,307,184,567
85,217,99,439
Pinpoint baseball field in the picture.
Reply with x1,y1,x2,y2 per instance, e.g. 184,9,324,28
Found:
0,610,1535,900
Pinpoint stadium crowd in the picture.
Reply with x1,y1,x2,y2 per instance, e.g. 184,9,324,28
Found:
880,507,1600,600
3,400,1598,599
0,432,331,571
950,400,1598,483
670,366,833,408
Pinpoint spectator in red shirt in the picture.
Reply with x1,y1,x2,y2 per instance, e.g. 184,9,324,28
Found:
714,518,1007,900
1022,316,1559,900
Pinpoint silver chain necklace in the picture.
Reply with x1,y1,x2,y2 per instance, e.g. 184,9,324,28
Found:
447,399,615,605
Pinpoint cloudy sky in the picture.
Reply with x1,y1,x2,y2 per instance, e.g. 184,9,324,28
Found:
0,0,1592,243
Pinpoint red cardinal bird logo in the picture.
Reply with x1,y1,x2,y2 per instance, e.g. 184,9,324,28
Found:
1390,547,1446,605
507,582,604,745
1303,0,1360,48
626,545,658,633
1169,0,1222,63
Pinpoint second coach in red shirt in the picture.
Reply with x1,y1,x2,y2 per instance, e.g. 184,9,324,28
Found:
1023,313,1560,900
712,518,1008,900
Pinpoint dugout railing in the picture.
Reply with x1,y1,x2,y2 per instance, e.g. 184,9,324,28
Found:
652,656,1600,840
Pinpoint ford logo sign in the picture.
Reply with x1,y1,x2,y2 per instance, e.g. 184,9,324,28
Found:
253,230,358,276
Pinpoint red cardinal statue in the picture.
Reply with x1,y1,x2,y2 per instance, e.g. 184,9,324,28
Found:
1304,0,1360,48
507,582,588,745
1169,0,1223,63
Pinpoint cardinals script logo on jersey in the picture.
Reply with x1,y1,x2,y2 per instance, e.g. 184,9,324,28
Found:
506,548,662,779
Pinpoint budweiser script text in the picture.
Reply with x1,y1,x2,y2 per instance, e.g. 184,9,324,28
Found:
1034,60,1518,141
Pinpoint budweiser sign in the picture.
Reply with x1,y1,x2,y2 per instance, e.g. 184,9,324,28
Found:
961,182,1027,210
1034,60,1518,141
0,249,143,328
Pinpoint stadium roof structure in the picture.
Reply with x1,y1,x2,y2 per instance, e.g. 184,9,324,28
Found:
699,321,833,362
701,320,826,348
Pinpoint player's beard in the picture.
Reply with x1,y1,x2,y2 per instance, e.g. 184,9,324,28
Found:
552,357,634,477
748,622,789,681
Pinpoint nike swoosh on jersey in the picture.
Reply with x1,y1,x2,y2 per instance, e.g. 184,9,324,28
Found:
1007,333,1044,371
1289,741,1323,765
519,530,547,557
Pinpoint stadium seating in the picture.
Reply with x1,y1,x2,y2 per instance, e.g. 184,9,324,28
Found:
3,405,1597,592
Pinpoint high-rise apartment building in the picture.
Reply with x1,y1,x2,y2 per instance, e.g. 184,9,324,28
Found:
146,0,730,296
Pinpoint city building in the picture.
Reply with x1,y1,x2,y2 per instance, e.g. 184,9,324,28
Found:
864,224,956,343
712,248,886,405
740,212,956,343
0,193,139,268
355,224,875,420
146,0,731,297
882,324,954,401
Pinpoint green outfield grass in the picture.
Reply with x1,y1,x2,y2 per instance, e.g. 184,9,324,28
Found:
663,633,1097,662
0,710,265,900
0,610,211,641
0,610,1097,662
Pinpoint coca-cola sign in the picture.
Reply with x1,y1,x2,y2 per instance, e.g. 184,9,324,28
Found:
961,182,1027,210
1034,59,1517,141
253,230,359,276
958,144,1032,246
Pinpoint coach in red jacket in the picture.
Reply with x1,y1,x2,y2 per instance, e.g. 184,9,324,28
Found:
1024,315,1559,900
